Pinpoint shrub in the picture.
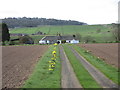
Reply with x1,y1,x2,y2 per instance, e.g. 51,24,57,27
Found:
83,36,94,43
19,35,34,44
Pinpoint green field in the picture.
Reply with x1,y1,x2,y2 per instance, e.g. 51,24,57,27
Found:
10,25,115,43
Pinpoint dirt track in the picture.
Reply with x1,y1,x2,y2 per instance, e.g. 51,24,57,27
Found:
77,43,118,68
69,46,118,88
2,45,49,88
59,46,82,88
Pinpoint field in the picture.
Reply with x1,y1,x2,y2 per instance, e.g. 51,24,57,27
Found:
2,44,119,88
2,45,49,88
73,44,119,85
2,24,119,88
77,43,118,68
10,25,115,43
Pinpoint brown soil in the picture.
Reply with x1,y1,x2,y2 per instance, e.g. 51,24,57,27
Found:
77,43,118,68
2,45,49,88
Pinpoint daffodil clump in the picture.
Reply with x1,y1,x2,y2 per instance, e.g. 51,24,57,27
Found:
49,43,58,72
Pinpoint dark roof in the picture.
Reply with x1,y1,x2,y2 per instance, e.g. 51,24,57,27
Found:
42,36,77,40
60,36,76,40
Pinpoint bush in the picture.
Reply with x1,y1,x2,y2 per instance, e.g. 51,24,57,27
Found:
96,28,101,33
92,40,96,43
19,35,34,44
83,36,94,43
61,40,66,43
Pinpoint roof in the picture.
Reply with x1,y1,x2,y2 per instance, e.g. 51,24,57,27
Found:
42,36,78,41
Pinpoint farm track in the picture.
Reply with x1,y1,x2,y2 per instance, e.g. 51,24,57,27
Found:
77,43,118,68
59,46,82,88
2,45,49,88
69,46,118,88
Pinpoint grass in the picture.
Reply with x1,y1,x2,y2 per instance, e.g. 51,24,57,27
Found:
72,44,119,85
10,25,115,43
22,45,61,88
62,44,101,88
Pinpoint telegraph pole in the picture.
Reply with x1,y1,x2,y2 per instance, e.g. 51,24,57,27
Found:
118,1,120,23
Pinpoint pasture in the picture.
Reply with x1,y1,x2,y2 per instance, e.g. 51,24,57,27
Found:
10,25,115,43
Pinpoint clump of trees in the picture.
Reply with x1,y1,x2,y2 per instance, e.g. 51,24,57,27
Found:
83,36,96,43
75,33,82,41
19,35,34,44
74,33,96,43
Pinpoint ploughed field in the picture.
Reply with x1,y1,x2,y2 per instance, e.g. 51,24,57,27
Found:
2,45,49,88
77,43,118,68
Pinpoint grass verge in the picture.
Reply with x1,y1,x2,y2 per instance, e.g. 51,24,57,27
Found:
22,45,61,88
72,44,119,85
62,44,101,88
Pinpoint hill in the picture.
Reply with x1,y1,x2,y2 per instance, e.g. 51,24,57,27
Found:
10,24,115,43
2,17,87,28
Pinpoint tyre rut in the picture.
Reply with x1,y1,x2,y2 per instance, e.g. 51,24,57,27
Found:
69,46,118,88
59,45,82,88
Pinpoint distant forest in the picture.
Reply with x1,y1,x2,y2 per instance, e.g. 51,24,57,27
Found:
2,17,87,28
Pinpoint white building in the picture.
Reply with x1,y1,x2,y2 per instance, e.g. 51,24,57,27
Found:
39,36,79,44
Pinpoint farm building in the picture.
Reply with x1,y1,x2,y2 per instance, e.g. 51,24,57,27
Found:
10,33,28,36
39,36,79,44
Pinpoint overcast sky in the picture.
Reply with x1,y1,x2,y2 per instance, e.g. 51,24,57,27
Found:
0,0,119,24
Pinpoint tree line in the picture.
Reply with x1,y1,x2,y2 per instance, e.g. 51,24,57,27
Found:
2,17,87,28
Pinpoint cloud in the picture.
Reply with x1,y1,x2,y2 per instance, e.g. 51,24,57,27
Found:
0,0,119,24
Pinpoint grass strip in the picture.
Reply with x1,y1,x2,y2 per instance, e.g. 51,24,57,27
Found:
22,45,61,88
62,44,101,88
73,44,119,85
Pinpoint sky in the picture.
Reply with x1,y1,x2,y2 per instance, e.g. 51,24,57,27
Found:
0,0,119,24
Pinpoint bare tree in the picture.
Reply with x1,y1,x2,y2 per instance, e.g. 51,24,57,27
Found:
76,33,82,41
112,24,120,42
83,36,93,43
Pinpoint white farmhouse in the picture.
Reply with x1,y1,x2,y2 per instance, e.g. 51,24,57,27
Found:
39,35,79,44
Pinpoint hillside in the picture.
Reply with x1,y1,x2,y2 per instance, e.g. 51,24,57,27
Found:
10,25,115,43
2,17,87,28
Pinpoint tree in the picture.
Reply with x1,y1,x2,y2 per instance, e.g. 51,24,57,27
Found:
1,23,10,45
19,35,34,44
83,36,93,43
75,33,82,41
112,24,120,42
73,35,76,38
96,28,101,33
